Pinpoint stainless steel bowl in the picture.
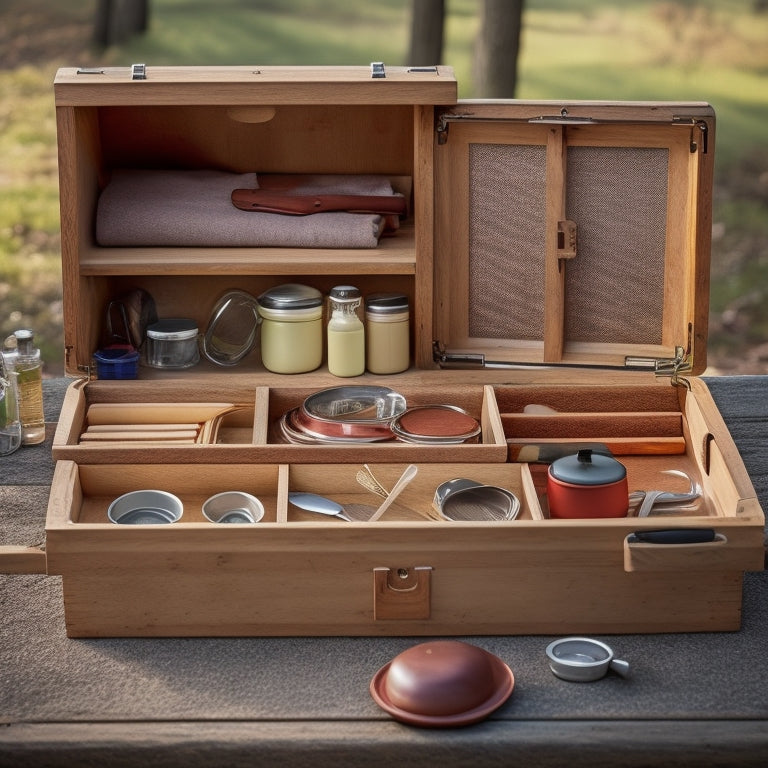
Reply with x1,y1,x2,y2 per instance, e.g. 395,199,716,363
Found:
107,490,183,524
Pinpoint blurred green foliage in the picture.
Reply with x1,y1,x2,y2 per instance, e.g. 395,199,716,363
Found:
1,0,767,373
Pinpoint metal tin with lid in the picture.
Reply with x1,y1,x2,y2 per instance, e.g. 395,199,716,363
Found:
365,292,409,374
144,318,200,369
257,283,323,374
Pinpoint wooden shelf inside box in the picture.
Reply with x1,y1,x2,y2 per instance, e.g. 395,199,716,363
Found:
53,380,508,464
58,462,539,527
286,462,541,523
527,454,714,520
496,383,689,460
68,463,281,525
78,221,417,276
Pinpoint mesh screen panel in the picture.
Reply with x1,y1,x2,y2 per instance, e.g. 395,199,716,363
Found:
565,146,669,344
469,143,547,340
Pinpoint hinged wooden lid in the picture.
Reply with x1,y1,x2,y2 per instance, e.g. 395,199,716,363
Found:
431,100,715,377
54,64,458,106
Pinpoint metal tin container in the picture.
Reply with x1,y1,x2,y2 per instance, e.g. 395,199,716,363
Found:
365,293,410,374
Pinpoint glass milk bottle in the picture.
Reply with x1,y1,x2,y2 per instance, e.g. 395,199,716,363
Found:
327,286,365,377
0,352,21,455
13,329,45,445
365,293,410,374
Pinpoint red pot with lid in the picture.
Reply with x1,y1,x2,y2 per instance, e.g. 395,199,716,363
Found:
547,449,628,519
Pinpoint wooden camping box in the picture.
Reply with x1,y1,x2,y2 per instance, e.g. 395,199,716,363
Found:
12,64,767,637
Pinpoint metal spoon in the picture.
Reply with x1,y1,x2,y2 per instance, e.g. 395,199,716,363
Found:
287,492,356,522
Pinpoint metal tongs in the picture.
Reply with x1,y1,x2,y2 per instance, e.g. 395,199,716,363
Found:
628,470,702,517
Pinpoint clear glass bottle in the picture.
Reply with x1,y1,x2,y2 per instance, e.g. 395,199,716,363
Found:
327,286,365,378
13,329,45,445
0,353,21,455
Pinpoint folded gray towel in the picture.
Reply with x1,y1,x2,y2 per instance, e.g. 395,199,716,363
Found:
96,170,389,248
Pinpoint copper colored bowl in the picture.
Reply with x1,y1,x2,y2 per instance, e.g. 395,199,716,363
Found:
369,640,515,727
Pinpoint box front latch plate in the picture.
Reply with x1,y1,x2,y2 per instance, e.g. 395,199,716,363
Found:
373,566,432,620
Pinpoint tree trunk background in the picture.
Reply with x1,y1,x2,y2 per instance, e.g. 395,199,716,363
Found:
94,0,149,47
474,0,524,97
407,0,445,66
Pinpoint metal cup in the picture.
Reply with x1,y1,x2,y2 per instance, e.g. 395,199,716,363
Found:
202,491,264,524
545,637,630,682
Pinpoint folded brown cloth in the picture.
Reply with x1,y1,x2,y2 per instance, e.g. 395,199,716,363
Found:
96,170,395,248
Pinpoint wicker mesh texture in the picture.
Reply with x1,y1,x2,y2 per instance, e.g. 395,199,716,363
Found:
467,142,669,347
565,146,668,344
469,143,547,340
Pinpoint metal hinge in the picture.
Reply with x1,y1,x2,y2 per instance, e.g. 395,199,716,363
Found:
433,340,693,385
65,346,94,380
625,345,693,388
436,110,710,152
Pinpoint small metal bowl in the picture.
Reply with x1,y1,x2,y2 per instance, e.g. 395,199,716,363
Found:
434,478,520,522
202,491,264,524
107,490,183,525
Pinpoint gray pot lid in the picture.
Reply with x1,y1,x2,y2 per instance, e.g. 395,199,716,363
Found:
549,449,626,486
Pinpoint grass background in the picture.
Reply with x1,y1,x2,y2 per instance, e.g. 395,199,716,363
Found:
1,0,767,374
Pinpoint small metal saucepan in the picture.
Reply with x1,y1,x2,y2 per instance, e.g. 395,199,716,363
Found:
547,449,628,519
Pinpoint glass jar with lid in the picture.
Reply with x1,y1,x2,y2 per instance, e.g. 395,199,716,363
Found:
365,293,410,374
143,318,200,369
257,283,323,374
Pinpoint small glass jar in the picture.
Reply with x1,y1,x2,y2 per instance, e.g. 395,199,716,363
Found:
143,318,200,369
365,293,410,374
257,284,323,374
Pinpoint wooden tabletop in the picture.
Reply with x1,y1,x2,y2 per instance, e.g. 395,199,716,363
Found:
0,376,766,767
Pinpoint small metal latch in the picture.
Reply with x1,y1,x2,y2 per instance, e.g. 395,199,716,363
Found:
373,566,432,620
131,63,146,80
557,220,577,260
370,62,386,79
76,68,105,75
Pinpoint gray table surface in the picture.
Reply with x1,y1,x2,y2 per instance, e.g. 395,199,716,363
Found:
1,377,767,768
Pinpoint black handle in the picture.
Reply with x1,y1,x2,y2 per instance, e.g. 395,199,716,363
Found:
631,529,716,544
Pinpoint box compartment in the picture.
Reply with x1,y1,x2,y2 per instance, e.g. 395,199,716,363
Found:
4,65,760,637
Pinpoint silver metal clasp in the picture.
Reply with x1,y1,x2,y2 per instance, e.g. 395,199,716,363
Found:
370,62,386,79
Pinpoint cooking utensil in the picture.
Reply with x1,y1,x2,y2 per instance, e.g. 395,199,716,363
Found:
434,479,520,522
366,464,419,522
546,637,630,682
547,449,629,519
628,470,701,517
355,464,390,498
287,492,383,522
